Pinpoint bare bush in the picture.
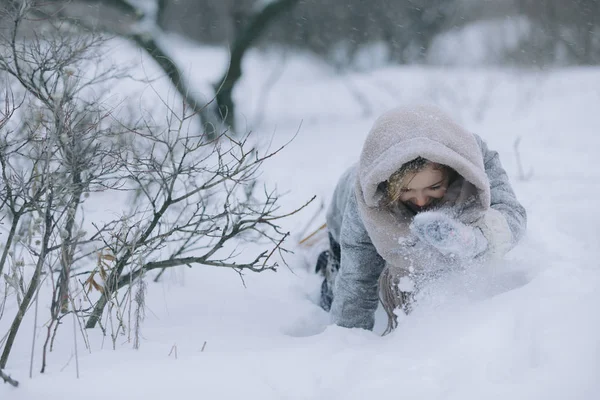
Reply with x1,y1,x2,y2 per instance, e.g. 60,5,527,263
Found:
0,1,310,379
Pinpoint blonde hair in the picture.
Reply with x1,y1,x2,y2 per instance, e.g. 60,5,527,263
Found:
383,157,453,206
378,265,413,335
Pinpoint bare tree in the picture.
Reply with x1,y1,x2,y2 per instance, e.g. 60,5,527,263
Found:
0,1,128,370
26,0,300,135
517,0,600,65
211,0,301,130
0,1,311,375
84,107,313,329
260,0,461,66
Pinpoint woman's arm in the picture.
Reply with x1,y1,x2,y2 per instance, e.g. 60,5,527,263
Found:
474,134,528,258
330,192,386,331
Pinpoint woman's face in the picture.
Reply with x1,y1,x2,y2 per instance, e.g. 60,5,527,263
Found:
398,164,450,213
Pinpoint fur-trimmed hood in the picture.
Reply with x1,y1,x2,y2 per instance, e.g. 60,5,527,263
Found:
358,104,490,209
355,105,491,267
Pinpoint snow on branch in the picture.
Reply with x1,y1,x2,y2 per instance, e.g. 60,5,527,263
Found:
1,368,19,387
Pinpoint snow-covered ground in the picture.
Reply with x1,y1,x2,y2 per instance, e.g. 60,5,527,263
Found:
2,37,600,399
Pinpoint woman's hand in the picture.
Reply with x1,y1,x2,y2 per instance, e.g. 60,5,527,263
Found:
409,211,488,259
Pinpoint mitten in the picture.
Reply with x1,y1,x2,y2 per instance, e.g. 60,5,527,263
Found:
410,211,488,259
396,234,454,272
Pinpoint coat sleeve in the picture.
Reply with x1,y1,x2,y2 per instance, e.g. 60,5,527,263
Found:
474,134,527,258
329,191,386,331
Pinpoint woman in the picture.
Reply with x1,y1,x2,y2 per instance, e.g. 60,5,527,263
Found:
319,105,527,334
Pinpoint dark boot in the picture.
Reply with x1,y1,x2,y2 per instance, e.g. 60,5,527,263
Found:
318,234,341,311
315,250,329,274
320,277,333,311
319,252,339,312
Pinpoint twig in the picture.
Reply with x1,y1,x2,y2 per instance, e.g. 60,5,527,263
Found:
298,223,327,246
296,199,325,242
168,344,178,359
69,295,91,353
341,76,372,117
29,287,40,379
72,307,80,379
59,354,74,373
513,137,533,181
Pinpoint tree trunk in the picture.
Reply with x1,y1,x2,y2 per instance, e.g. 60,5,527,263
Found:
213,0,300,133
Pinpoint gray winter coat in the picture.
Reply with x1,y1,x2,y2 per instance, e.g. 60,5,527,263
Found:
326,105,527,331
